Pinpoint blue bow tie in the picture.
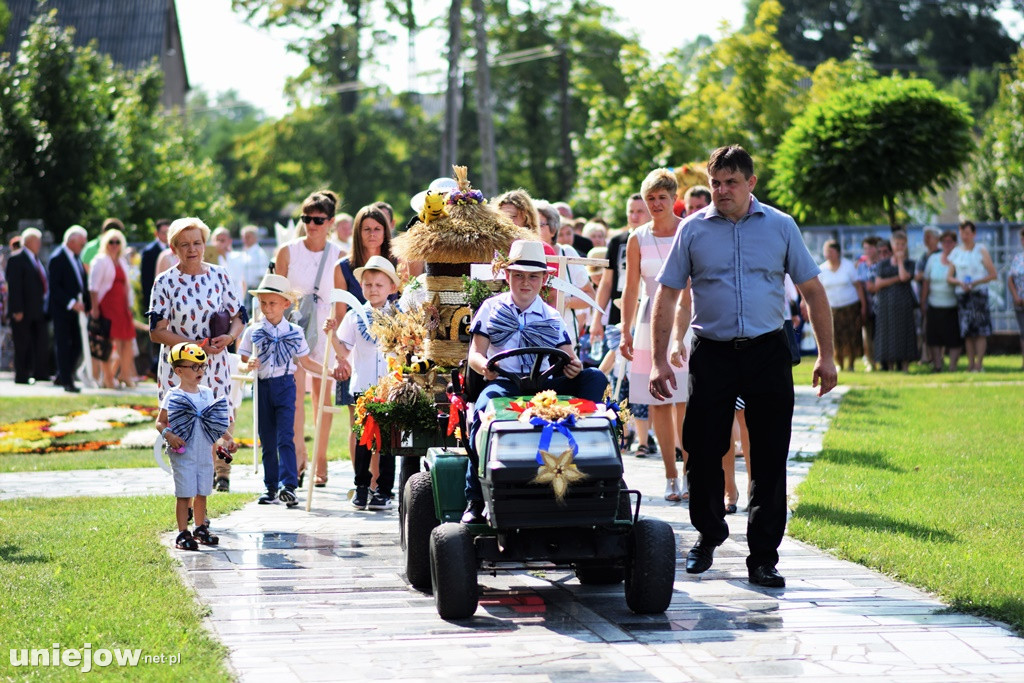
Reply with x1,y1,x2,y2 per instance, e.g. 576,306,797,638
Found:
167,393,230,444
355,306,375,343
488,303,561,347
251,327,305,368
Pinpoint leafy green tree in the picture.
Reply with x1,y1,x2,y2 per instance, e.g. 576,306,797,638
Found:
0,10,230,238
0,0,10,36
455,0,630,200
573,0,808,217
572,44,687,219
750,0,1022,76
961,49,1024,223
227,91,439,224
769,77,974,227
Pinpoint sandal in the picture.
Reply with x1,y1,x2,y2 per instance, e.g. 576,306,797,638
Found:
634,445,649,458
193,524,219,546
725,503,738,514
175,530,199,551
664,478,682,502
314,475,328,488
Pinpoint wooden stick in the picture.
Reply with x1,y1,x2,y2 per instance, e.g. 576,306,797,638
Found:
304,329,334,511
252,342,260,474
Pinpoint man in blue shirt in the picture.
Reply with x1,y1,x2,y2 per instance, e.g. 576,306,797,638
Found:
650,145,837,588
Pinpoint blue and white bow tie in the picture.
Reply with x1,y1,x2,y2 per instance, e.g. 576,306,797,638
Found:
355,305,376,343
251,327,305,368
167,393,230,443
488,303,561,348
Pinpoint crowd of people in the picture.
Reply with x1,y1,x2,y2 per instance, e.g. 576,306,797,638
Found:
2,152,1023,574
839,221,1006,374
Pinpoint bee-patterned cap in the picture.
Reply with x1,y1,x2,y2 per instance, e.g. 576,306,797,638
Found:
170,342,208,365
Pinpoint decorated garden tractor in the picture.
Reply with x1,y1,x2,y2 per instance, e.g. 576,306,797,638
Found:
358,166,676,620
402,346,676,620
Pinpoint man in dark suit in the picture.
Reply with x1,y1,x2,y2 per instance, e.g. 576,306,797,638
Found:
140,218,170,317
140,218,170,375
48,225,90,392
5,228,50,384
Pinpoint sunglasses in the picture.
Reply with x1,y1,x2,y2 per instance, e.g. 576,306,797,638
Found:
300,215,328,225
108,240,121,245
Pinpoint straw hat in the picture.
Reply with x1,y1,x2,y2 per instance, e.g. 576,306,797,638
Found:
505,240,551,273
352,255,401,287
248,273,299,303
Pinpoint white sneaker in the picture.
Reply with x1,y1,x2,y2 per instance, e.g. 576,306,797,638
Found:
665,478,682,502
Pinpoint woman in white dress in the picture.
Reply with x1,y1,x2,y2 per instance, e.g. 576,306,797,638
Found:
274,190,345,486
620,169,691,501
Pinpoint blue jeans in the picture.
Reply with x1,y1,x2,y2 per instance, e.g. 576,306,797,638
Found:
465,367,608,502
257,375,298,491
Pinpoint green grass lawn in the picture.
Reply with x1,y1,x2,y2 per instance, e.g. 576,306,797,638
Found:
0,494,250,681
0,392,352,473
788,355,1024,634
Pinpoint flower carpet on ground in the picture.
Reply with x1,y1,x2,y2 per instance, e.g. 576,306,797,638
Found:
0,406,159,454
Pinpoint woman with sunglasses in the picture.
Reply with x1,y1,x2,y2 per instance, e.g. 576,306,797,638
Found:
274,190,345,487
89,227,137,389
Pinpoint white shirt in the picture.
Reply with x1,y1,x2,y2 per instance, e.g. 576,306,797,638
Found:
818,258,861,308
554,244,590,345
469,292,571,374
237,317,311,378
242,243,270,292
336,303,389,394
219,252,247,304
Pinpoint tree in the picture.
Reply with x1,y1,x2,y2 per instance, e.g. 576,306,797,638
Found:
227,91,440,224
961,49,1024,223
751,0,1022,76
470,0,631,199
0,1,10,36
769,77,974,227
0,10,230,237
573,1,808,217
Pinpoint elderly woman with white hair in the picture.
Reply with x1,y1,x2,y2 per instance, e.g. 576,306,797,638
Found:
148,217,246,489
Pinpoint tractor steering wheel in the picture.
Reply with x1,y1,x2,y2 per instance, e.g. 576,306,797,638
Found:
485,347,572,396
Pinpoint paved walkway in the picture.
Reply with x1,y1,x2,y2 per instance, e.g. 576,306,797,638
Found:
2,386,1023,681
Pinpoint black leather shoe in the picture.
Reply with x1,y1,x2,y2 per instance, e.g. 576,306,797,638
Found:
63,383,81,393
214,478,230,492
685,539,717,574
461,500,485,524
748,564,786,587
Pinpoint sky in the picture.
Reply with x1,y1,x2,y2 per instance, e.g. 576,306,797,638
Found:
177,0,748,118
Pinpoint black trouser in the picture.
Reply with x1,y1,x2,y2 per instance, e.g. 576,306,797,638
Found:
52,311,82,387
12,316,50,383
683,329,794,570
353,442,395,498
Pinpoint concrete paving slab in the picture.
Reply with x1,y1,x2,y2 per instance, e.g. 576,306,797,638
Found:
2,384,1022,681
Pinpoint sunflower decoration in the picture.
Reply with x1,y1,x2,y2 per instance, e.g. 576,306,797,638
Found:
531,447,588,504
517,390,579,423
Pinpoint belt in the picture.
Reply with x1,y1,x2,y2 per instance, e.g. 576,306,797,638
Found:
696,328,783,350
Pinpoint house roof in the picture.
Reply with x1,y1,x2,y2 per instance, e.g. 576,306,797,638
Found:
1,0,188,88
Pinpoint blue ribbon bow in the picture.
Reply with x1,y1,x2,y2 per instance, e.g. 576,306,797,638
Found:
167,393,230,444
530,414,578,464
488,303,561,347
355,305,376,343
251,327,306,368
